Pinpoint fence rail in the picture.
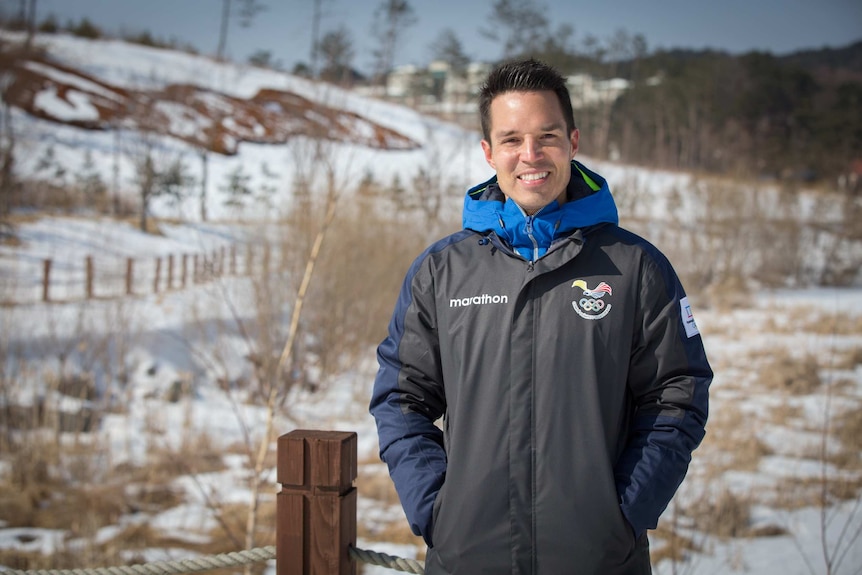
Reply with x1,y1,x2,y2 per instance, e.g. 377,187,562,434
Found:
1,430,425,575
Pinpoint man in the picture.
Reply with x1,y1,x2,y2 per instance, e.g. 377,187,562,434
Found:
370,58,711,574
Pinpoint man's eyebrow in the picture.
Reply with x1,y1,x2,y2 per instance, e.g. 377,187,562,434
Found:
494,129,519,139
493,123,565,139
539,122,567,132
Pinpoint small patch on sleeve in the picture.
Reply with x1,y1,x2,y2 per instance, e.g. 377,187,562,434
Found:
680,296,700,338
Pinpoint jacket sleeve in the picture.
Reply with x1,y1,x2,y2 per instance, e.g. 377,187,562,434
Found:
369,249,447,546
615,247,712,537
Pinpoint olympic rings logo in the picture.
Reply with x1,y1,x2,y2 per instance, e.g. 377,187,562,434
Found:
579,298,605,312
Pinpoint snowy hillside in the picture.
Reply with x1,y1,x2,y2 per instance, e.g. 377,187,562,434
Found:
1,32,861,575
1,30,491,223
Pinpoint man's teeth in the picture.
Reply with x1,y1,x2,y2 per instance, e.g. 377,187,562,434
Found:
520,172,549,182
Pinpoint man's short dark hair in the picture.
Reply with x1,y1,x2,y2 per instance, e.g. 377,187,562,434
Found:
478,58,576,143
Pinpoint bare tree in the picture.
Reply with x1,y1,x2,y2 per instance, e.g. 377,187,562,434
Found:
430,28,470,73
124,95,194,231
21,0,36,52
429,28,471,105
216,0,267,61
481,0,550,60
0,48,19,231
318,25,355,86
308,0,333,79
370,0,417,87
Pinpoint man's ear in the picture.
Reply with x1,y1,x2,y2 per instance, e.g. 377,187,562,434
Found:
481,139,495,169
570,129,580,159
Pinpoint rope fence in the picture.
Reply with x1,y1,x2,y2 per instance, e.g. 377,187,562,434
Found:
1,546,426,575
0,431,426,575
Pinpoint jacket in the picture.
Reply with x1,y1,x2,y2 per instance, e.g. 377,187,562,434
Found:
370,160,712,574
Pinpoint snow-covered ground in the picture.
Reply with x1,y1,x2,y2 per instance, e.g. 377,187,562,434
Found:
1,32,861,575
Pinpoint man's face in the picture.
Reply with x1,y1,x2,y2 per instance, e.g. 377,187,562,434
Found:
481,90,579,215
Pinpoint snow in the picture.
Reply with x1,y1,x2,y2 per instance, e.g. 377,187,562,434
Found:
1,31,862,575
33,86,101,122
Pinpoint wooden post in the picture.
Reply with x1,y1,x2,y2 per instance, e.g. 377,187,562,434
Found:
246,244,254,275
42,259,52,302
126,258,134,296
181,254,188,289
167,254,174,290
277,430,357,575
154,257,161,293
85,256,94,299
230,245,237,275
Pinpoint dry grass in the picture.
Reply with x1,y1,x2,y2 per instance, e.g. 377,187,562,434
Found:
0,399,238,568
649,521,703,566
700,405,773,473
355,465,400,506
691,489,755,539
833,406,862,457
703,273,753,312
3,170,861,571
355,463,425,553
297,202,438,378
834,347,862,370
799,312,862,336
360,520,423,547
832,405,862,459
758,350,822,395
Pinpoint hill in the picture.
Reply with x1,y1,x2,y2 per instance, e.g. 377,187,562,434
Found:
0,30,486,223
780,39,862,83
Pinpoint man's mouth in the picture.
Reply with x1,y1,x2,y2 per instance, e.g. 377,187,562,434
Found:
518,172,549,182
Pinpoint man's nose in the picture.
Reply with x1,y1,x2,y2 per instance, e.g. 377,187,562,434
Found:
522,137,542,161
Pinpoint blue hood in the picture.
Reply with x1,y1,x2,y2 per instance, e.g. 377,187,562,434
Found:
463,160,619,261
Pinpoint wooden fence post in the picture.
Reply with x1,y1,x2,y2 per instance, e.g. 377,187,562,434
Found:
126,258,134,296
86,256,94,299
154,257,161,293
277,430,357,575
167,254,174,290
42,259,52,302
181,254,188,289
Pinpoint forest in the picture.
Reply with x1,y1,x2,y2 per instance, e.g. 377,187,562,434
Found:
593,42,862,183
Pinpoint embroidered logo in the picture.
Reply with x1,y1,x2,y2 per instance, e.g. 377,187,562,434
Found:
571,279,613,320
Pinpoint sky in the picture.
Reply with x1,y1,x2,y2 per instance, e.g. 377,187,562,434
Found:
20,0,862,75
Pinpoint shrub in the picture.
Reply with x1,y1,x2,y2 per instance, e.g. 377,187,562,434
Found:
759,351,822,395
69,18,102,39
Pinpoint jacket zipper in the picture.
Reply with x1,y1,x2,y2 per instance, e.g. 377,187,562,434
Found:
524,215,540,263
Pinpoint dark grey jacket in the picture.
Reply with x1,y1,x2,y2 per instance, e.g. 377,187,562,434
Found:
370,163,712,574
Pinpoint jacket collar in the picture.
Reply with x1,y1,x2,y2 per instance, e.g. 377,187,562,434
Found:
462,160,619,261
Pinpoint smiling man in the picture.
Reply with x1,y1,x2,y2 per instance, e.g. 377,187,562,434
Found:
480,89,577,215
371,58,712,574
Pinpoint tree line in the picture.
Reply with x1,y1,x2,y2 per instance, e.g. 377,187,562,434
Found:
599,45,862,184
281,0,862,185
